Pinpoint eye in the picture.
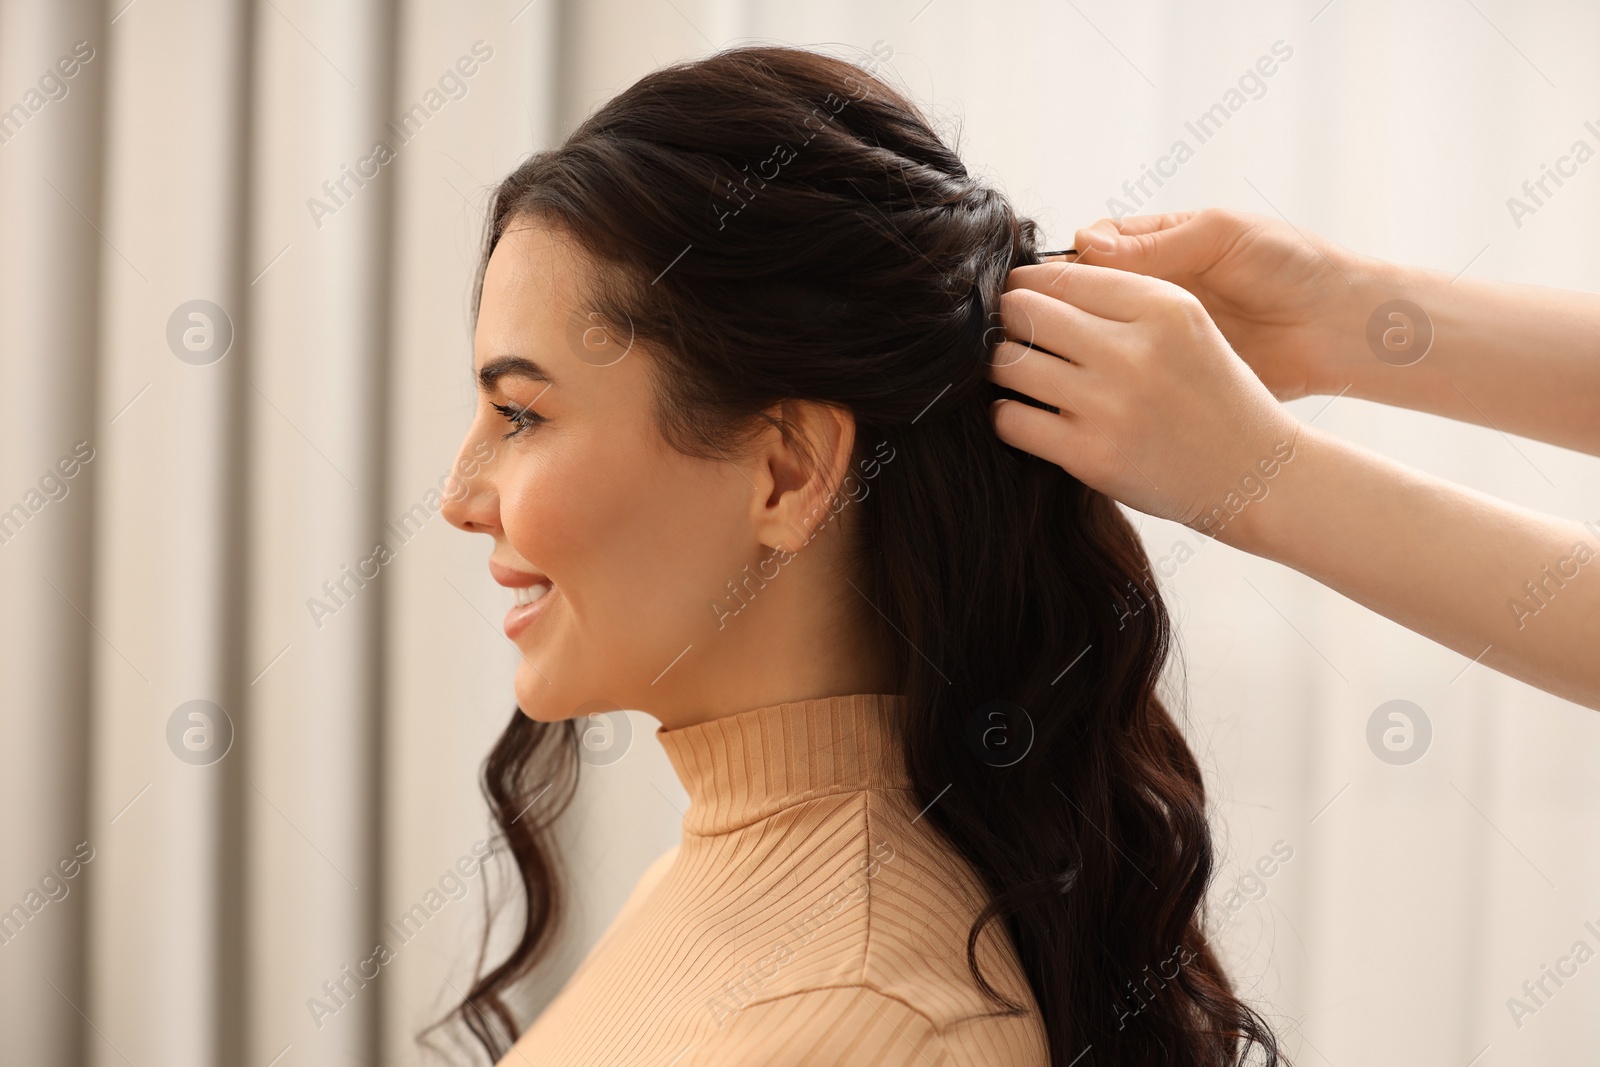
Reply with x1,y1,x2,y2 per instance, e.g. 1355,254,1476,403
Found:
491,400,547,440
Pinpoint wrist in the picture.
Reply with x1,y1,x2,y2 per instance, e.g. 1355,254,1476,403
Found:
1328,257,1446,403
1306,255,1407,395
1185,416,1313,558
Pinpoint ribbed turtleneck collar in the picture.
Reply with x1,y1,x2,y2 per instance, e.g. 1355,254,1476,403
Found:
655,692,911,836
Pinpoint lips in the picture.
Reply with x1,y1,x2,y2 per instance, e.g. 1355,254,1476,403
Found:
503,581,553,640
489,559,554,641
489,558,548,588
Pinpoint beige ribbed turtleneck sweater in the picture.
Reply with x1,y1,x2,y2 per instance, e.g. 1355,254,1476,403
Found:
502,693,1048,1066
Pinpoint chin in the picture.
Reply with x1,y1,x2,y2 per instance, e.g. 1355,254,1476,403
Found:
513,660,570,721
515,701,568,723
513,661,631,724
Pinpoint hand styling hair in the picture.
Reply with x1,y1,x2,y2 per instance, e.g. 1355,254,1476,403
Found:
444,43,1284,1067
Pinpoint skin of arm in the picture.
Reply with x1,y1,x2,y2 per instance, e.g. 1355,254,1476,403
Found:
988,254,1600,711
1336,259,1600,456
1217,423,1600,709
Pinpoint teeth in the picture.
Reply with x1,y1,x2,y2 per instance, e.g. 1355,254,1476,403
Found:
513,582,551,608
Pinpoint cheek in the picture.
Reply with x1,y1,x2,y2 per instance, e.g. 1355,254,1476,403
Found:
498,433,752,643
497,442,602,574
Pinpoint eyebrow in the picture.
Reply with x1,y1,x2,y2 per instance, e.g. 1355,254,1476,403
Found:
476,355,554,392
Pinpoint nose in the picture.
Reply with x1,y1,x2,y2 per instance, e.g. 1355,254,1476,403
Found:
442,429,499,535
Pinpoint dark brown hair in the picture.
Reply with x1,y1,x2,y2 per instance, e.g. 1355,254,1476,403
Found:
444,43,1284,1067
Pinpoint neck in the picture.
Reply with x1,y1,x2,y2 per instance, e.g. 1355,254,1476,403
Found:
655,691,909,835
647,579,898,733
644,514,898,730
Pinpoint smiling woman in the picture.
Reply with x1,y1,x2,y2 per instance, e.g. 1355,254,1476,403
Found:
436,44,1281,1067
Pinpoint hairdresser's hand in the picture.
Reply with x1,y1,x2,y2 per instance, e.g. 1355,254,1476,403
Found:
1077,209,1600,456
987,261,1299,535
993,244,1600,712
1070,209,1371,400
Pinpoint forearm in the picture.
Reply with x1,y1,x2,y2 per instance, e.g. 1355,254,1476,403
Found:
1333,260,1600,455
1216,424,1600,709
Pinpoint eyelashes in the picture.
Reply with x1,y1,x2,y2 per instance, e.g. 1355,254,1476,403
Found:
491,400,547,440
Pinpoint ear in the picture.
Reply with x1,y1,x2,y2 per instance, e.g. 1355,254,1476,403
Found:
750,400,858,554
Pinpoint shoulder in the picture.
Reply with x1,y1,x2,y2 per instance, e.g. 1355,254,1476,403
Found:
618,841,679,918
855,794,1038,1021
681,982,1045,1067
588,842,680,950
635,840,681,892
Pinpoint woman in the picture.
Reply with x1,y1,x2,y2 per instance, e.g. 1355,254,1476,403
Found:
440,45,1280,1067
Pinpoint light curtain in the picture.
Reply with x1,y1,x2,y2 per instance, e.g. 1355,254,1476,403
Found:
1,1,1596,1065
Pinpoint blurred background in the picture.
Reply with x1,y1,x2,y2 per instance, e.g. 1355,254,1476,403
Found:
2,0,1598,1064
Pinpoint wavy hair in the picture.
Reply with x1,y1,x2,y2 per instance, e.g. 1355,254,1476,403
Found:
443,43,1283,1067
